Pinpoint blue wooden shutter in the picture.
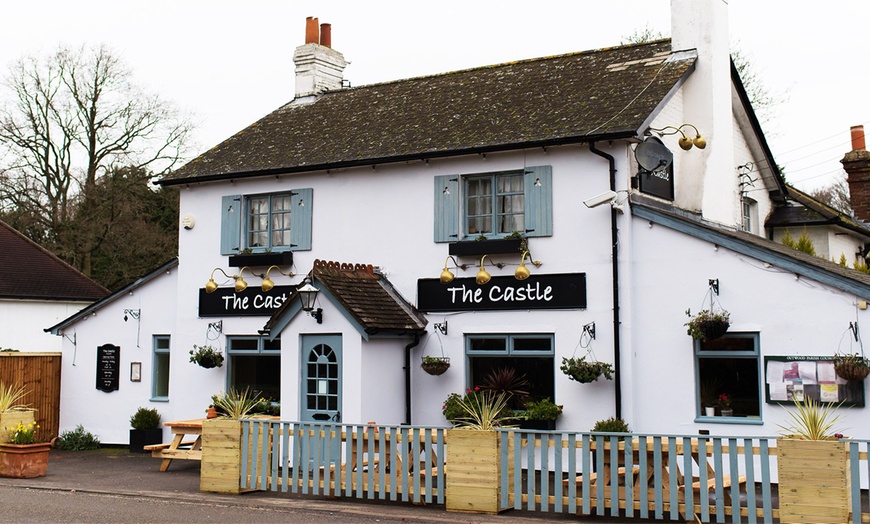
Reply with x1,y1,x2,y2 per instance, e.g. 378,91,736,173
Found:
290,188,313,251
220,194,242,255
524,165,552,237
434,175,460,242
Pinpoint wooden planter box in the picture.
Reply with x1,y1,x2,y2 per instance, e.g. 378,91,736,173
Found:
228,251,293,268
200,418,245,494
0,411,35,444
448,238,523,257
446,429,513,514
777,438,850,524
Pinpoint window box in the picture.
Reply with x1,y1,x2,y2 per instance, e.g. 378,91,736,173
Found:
449,238,523,257
228,251,293,268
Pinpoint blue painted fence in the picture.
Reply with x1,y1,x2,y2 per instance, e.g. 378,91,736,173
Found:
499,430,779,522
240,420,446,504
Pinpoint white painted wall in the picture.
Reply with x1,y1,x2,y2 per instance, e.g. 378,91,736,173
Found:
629,217,870,437
56,268,178,444
0,300,91,352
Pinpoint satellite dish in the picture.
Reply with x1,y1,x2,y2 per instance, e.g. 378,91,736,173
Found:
635,137,673,172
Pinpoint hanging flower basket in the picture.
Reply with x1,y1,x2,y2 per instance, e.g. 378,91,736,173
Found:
833,353,870,381
189,345,224,369
685,309,731,341
421,356,450,376
560,357,614,384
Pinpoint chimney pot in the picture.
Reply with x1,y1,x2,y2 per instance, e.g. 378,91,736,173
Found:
305,16,319,44
320,23,332,48
852,125,866,151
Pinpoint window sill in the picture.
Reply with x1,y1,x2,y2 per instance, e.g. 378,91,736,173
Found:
695,415,763,425
149,397,169,403
228,251,293,267
449,238,524,257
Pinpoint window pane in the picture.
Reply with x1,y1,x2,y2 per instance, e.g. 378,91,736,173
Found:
155,337,170,350
230,354,281,401
230,338,258,351
513,337,553,352
263,337,281,351
469,338,507,352
698,357,759,417
154,353,170,398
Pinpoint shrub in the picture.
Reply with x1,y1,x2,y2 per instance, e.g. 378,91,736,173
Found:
591,417,630,433
129,407,161,430
521,398,563,421
211,388,261,419
56,425,101,450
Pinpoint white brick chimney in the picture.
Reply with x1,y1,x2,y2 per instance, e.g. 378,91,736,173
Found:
293,17,349,101
670,0,737,227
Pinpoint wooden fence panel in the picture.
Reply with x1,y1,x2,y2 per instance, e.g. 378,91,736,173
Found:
0,352,62,441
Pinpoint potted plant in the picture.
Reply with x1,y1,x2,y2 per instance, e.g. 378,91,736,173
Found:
699,377,722,416
560,356,614,383
0,381,35,445
777,397,849,523
189,344,224,368
833,352,870,381
519,397,562,430
718,393,733,417
685,308,731,341
0,420,50,478
129,407,162,453
590,417,631,472
421,355,450,375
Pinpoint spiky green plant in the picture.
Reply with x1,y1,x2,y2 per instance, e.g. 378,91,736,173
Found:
211,388,261,419
452,390,518,430
777,396,846,441
0,381,29,412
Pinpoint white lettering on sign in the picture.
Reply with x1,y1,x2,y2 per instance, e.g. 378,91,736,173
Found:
220,292,287,311
445,283,553,305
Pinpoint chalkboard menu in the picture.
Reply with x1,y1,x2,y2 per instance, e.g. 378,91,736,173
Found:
96,344,120,392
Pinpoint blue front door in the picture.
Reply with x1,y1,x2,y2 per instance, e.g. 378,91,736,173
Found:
300,334,342,422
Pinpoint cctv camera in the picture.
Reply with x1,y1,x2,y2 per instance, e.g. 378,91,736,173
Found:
583,190,618,208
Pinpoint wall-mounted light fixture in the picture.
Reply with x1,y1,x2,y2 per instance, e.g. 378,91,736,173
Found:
440,256,468,284
476,255,507,285
515,250,542,280
297,278,323,324
649,124,707,150
261,265,295,292
206,265,294,293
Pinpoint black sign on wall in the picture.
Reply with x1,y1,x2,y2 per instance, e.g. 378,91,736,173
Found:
417,273,586,312
96,344,120,393
198,285,294,317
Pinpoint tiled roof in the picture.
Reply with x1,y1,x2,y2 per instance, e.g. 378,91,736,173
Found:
766,185,870,238
312,260,427,336
0,220,109,301
160,40,694,185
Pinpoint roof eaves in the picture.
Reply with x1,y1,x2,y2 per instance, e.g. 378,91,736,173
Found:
45,258,179,334
632,201,870,298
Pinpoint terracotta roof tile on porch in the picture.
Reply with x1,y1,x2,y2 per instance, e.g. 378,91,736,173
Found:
312,260,427,335
264,260,427,337
0,220,109,301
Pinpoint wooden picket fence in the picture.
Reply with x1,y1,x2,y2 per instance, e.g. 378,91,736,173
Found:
0,352,61,441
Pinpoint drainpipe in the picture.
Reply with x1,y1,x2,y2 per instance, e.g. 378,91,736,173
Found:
588,142,622,420
404,333,422,425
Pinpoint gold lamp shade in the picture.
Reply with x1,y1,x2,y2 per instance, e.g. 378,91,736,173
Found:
476,255,492,285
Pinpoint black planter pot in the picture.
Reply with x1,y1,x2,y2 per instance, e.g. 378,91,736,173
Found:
129,428,163,453
519,419,556,431
228,251,293,268
448,238,524,257
698,319,729,340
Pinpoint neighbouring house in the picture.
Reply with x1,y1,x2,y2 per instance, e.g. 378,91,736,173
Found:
49,1,870,444
0,219,108,352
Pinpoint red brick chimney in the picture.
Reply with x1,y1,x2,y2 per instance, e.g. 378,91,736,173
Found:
842,125,870,221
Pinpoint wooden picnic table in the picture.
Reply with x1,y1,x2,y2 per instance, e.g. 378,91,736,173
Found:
144,418,204,472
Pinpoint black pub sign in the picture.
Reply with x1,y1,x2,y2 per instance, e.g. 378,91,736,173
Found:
198,285,294,317
96,344,120,392
417,273,586,312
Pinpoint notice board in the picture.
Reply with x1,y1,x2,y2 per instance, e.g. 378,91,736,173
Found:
764,355,864,407
96,344,120,393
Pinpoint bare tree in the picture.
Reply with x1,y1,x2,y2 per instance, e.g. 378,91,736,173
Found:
808,173,852,215
0,44,193,274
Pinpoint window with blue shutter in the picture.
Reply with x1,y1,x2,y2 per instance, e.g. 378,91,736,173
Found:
433,166,552,242
220,189,313,254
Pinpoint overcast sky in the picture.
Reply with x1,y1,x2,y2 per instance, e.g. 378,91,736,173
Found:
2,1,867,192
